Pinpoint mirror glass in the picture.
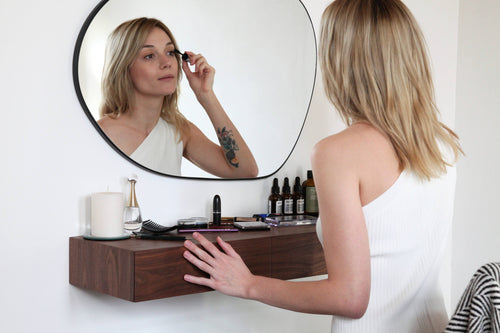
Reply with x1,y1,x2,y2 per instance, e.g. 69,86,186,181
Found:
75,0,316,179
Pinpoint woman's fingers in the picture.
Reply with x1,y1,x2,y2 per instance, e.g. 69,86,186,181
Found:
183,234,254,298
217,236,240,258
185,52,203,67
183,237,218,264
182,52,215,95
183,249,215,276
192,232,223,258
184,52,214,75
183,273,212,287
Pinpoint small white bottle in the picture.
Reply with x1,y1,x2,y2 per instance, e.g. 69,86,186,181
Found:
123,175,142,233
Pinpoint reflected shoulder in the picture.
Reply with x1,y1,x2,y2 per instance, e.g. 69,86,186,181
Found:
97,116,129,132
97,116,113,134
97,116,109,126
96,116,138,152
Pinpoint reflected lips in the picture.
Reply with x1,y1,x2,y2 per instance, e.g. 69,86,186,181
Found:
159,75,174,81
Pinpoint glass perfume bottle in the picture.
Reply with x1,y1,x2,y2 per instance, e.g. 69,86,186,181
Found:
123,176,142,233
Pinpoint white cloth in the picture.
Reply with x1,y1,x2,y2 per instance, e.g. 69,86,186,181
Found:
130,118,183,176
316,168,456,332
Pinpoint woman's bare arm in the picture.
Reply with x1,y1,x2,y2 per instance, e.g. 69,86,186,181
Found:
183,129,372,317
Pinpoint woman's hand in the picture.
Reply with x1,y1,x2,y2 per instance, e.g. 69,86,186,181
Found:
183,232,255,299
182,52,215,100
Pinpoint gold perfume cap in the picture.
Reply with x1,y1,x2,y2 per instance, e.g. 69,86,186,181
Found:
127,176,139,207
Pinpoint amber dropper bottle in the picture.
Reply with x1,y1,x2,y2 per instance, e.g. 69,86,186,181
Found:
292,176,305,215
282,177,293,215
303,170,319,216
268,178,282,215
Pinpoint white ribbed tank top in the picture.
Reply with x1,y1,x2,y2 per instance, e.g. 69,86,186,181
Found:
316,168,456,332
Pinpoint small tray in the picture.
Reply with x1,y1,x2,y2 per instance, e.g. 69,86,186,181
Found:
264,215,318,227
83,233,131,241
178,226,238,233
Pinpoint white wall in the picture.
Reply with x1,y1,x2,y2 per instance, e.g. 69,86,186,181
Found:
1,0,464,332
452,0,500,307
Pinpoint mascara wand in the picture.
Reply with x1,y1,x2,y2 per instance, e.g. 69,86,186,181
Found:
174,49,190,62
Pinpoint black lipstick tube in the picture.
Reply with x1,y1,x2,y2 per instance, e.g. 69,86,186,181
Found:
213,195,221,226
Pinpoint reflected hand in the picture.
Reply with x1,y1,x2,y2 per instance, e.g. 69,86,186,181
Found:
183,232,254,299
182,52,215,98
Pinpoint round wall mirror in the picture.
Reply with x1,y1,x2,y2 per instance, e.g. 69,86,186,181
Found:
74,0,316,179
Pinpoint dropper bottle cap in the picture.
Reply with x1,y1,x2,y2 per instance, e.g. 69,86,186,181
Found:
272,178,280,194
294,176,302,193
282,177,290,194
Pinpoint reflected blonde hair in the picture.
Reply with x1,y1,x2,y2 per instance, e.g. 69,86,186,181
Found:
319,0,462,179
100,17,188,139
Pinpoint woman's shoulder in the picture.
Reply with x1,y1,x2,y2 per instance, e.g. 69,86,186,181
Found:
97,116,131,137
312,122,398,177
96,116,143,155
313,122,385,159
97,116,118,130
313,122,401,205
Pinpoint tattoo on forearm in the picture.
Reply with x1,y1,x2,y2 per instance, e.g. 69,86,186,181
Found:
217,127,240,168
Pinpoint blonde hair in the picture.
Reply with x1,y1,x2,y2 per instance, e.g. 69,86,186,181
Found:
319,0,462,179
100,17,188,139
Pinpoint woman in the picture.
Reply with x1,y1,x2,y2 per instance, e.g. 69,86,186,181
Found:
98,18,258,178
183,0,462,332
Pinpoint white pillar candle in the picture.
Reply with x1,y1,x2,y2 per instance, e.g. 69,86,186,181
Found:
91,192,124,237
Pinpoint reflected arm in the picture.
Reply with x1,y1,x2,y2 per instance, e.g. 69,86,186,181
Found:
181,53,258,178
182,93,258,178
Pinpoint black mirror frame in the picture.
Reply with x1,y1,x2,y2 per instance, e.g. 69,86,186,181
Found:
73,0,317,181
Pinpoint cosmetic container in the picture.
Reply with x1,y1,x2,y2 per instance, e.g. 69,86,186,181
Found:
303,170,319,216
213,194,221,226
282,177,293,215
123,176,143,232
292,176,305,215
268,178,282,215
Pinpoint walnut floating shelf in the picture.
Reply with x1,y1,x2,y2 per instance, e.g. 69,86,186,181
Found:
69,225,326,302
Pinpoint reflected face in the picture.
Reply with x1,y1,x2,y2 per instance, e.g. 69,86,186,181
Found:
129,27,178,100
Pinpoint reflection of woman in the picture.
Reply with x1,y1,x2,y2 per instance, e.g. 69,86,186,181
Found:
97,18,258,177
183,0,463,331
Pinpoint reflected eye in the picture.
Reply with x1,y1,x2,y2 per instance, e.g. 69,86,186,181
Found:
166,50,176,57
144,53,154,60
